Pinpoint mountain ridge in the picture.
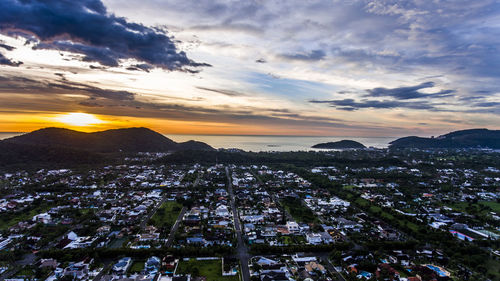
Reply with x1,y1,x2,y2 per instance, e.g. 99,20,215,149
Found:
3,127,214,153
389,128,500,149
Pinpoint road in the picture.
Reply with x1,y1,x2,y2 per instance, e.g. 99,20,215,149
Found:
92,261,112,281
165,206,186,247
165,169,199,247
140,195,168,229
317,253,347,281
226,166,251,281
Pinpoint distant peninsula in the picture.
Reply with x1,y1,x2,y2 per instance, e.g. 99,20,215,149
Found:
312,140,366,149
389,129,500,149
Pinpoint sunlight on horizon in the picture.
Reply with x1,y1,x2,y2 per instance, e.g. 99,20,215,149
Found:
53,113,105,127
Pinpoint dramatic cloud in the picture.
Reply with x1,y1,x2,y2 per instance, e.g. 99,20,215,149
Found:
0,75,395,133
0,53,22,66
366,82,455,100
1,0,500,135
196,87,247,97
474,102,500,108
0,75,135,101
280,50,326,61
0,41,21,66
50,82,136,101
310,98,436,111
0,0,209,71
0,43,15,51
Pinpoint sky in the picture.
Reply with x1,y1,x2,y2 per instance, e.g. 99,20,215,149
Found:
0,0,499,137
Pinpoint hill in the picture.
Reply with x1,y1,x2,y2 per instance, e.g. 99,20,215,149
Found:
312,140,366,149
3,127,214,153
0,127,213,167
389,129,500,149
0,141,105,167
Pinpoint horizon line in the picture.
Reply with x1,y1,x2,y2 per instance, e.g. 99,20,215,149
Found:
0,131,399,138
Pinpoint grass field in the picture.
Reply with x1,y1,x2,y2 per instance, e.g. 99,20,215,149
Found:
129,261,145,273
354,197,419,232
149,201,182,228
342,185,356,190
0,203,52,230
448,201,500,215
281,197,320,223
108,237,127,248
485,258,500,280
479,201,500,213
176,259,239,281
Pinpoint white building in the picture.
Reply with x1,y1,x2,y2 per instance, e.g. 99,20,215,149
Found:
215,205,230,217
286,221,299,233
306,233,322,245
32,213,52,224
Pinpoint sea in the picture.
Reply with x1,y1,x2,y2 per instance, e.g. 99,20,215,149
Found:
0,132,394,152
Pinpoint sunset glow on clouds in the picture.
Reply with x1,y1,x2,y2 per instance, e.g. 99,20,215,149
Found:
0,0,499,136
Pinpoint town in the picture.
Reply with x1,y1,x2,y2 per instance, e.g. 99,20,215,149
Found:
0,148,499,281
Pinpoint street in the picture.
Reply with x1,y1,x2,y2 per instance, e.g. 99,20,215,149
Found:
226,166,251,281
165,206,186,247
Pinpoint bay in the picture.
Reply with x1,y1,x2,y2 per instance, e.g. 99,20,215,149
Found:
0,132,395,151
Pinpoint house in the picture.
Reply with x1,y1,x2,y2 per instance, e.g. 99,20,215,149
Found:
62,259,93,280
215,189,228,197
319,232,334,244
32,213,52,224
97,225,111,236
260,270,289,281
39,258,58,269
186,237,205,245
306,233,322,245
113,257,132,273
286,221,299,233
138,233,160,241
215,205,230,217
145,256,161,275
64,236,98,249
0,238,12,250
67,231,79,241
304,261,326,274
254,256,278,266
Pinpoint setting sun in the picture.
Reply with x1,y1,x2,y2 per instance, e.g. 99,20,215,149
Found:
54,113,104,127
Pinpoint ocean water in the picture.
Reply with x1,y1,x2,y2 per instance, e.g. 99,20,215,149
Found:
0,132,394,151
165,135,394,151
0,132,22,140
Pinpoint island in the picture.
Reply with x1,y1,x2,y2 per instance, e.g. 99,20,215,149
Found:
312,140,366,149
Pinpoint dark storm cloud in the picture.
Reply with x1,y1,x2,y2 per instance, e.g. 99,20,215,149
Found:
48,82,136,101
126,64,153,72
0,0,209,71
310,98,436,111
474,102,500,108
196,87,247,97
0,43,15,51
281,50,326,61
0,74,135,101
0,53,22,66
190,23,263,35
366,82,455,100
